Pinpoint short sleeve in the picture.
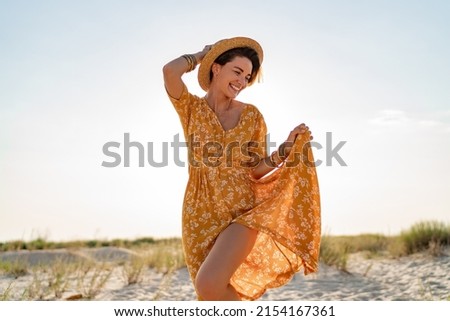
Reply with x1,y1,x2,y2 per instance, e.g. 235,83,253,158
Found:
242,108,268,168
166,84,196,137
252,110,268,160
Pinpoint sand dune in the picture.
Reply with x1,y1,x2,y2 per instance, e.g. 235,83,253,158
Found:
1,247,448,301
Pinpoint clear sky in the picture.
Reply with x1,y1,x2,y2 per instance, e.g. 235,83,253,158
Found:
1,0,449,242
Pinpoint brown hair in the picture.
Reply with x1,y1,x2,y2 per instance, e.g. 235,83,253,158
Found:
210,47,261,84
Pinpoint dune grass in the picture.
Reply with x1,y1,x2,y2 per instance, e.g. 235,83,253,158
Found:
400,220,449,255
0,237,185,300
121,241,185,286
0,237,159,252
1,220,448,268
0,220,448,300
0,260,28,278
319,220,450,271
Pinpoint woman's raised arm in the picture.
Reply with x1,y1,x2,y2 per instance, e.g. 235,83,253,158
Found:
163,45,211,99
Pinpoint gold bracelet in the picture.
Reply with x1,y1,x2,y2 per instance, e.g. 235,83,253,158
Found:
181,54,197,72
181,54,193,71
190,54,198,68
269,151,280,167
277,142,288,161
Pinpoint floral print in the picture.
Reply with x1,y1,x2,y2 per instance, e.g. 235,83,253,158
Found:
168,85,321,300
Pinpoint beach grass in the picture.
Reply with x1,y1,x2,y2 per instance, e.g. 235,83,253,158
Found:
400,220,450,255
1,220,449,264
319,220,450,270
0,237,186,300
1,220,448,300
0,260,28,278
1,220,448,260
0,237,159,253
121,241,185,286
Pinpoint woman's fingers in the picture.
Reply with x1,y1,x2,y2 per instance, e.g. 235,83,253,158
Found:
288,124,310,139
280,130,313,157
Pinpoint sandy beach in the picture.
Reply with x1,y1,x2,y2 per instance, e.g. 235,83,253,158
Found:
1,246,449,301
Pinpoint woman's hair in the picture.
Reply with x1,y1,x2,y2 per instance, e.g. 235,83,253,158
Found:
210,47,261,84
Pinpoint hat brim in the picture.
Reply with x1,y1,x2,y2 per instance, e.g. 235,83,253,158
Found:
198,37,263,92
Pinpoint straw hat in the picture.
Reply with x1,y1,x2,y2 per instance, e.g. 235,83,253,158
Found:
198,36,263,91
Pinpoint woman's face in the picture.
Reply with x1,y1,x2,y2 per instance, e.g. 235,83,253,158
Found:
211,56,253,98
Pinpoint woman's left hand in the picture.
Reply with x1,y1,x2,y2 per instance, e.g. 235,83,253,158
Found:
279,123,313,158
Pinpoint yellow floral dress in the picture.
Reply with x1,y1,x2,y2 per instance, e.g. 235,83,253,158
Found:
168,85,321,300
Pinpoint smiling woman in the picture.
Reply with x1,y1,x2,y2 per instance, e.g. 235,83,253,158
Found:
162,36,321,301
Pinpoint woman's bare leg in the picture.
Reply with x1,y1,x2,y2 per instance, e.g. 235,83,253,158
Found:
195,223,258,300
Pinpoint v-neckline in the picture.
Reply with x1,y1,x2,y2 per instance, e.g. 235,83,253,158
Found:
203,99,248,133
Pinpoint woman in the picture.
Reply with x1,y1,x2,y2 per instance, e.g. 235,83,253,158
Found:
163,37,321,301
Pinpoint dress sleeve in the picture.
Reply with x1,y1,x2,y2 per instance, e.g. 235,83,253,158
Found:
243,108,268,168
252,110,268,160
166,84,196,136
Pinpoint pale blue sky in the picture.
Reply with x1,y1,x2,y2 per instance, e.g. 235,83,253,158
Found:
1,0,449,241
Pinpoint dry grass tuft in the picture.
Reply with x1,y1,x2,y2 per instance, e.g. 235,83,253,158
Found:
319,220,449,268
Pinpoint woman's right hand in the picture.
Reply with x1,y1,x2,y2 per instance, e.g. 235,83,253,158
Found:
195,44,213,63
163,44,213,99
